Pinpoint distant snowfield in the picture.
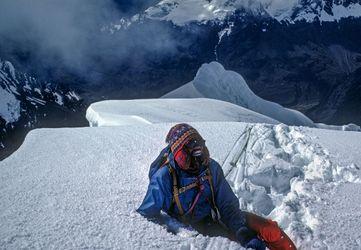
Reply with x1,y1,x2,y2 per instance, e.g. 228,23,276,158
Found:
1,122,360,249
143,0,361,25
86,98,278,127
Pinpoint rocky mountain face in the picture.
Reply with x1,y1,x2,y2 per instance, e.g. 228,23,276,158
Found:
215,16,361,125
0,60,85,160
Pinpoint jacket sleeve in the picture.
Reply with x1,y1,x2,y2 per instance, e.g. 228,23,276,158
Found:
212,161,255,244
137,168,172,218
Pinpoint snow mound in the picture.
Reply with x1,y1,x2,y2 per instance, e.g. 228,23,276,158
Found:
221,123,360,247
1,122,360,249
86,98,278,127
316,123,361,132
163,62,314,127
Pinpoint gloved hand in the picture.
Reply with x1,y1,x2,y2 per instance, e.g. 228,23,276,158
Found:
244,237,266,250
245,212,297,250
236,226,256,246
236,226,265,249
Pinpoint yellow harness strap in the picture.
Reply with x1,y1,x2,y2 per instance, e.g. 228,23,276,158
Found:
167,165,221,221
168,166,184,216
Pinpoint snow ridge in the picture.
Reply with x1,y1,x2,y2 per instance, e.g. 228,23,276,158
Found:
164,62,315,127
86,98,279,127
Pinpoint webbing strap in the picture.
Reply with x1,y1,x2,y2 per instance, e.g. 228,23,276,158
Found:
185,184,204,216
178,175,211,194
168,167,184,216
167,165,221,221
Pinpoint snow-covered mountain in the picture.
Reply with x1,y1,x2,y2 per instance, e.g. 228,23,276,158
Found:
164,62,315,127
121,0,361,27
102,1,361,127
0,60,83,158
1,118,360,248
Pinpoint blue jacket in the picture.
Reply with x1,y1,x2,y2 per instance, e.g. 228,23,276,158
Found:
137,149,250,242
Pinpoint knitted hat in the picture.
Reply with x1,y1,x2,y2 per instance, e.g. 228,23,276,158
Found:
166,123,200,154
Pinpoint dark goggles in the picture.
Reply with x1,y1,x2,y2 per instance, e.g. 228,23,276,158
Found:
184,138,206,157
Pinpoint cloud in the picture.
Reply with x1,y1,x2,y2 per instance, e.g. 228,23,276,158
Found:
0,0,183,83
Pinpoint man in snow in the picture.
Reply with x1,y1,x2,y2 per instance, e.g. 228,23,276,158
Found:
138,123,296,250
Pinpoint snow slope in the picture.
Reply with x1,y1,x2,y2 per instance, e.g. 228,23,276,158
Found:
1,122,360,249
163,62,315,127
86,98,278,127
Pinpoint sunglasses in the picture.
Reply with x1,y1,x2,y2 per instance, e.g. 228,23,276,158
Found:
184,138,206,156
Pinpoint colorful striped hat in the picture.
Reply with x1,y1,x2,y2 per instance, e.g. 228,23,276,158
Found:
166,123,200,154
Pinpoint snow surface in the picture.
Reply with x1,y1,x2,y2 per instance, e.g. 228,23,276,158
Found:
86,98,278,127
1,122,360,249
163,62,315,127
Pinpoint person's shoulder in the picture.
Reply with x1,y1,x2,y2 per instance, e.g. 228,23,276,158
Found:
209,158,222,168
150,165,173,193
208,158,223,175
151,164,172,181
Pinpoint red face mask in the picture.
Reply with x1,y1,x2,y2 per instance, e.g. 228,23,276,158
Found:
174,138,209,174
174,148,191,171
